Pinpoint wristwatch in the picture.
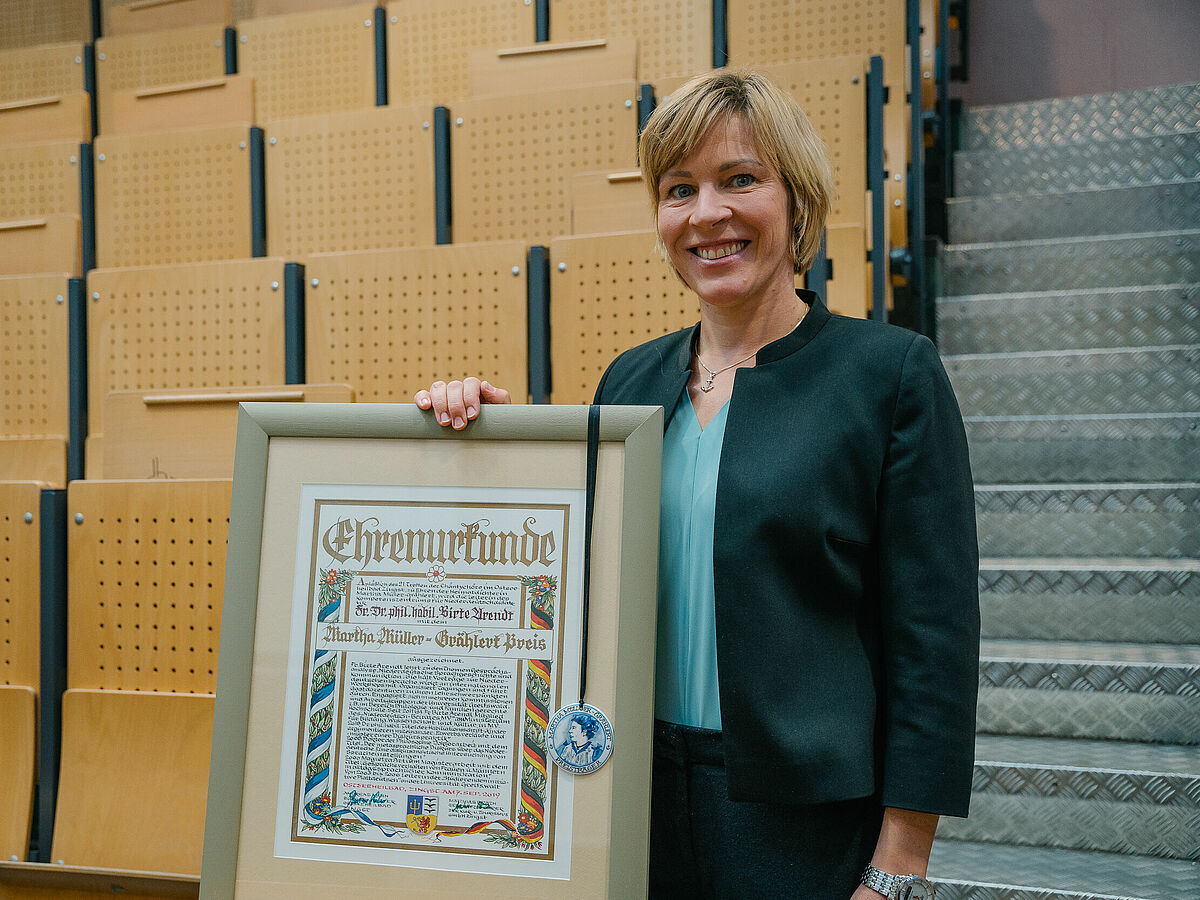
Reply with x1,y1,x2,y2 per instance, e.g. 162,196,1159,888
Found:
860,863,936,900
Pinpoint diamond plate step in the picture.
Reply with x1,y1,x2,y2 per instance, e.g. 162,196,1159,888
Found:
977,640,1200,744
980,559,1200,644
965,414,1200,485
937,284,1200,355
954,131,1200,197
948,181,1200,244
943,231,1200,295
930,840,1200,900
974,483,1200,559
960,82,1200,152
939,735,1200,859
943,346,1200,417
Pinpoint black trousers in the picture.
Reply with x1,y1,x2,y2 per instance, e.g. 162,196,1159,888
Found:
649,720,883,900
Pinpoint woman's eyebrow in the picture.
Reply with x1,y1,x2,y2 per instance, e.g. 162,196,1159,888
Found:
663,168,692,179
718,158,763,171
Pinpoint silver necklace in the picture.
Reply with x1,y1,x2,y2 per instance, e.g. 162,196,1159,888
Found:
694,315,804,392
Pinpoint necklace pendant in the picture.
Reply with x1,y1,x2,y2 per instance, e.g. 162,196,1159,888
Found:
700,373,716,392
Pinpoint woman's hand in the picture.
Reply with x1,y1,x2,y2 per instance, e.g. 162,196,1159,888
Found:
414,378,510,429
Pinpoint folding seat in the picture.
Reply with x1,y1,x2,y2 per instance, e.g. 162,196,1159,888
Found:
548,230,695,404
384,0,536,106
303,243,529,402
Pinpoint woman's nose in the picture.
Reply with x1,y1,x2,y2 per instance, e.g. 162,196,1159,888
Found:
689,185,732,227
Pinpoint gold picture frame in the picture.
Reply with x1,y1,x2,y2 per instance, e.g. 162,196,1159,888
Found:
200,403,662,898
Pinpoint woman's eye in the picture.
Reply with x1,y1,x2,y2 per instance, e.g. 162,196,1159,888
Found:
666,184,695,200
731,173,755,188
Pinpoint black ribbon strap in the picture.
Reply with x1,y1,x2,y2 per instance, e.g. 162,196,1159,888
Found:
578,404,600,708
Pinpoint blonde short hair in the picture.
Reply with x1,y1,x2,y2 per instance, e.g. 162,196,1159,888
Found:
638,68,836,275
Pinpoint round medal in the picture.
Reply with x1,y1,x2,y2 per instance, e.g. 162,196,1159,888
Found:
547,703,614,775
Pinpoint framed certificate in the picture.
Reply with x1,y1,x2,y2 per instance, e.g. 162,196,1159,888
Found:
200,403,662,898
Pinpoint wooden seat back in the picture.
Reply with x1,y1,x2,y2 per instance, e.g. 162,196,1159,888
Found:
236,3,378,122
570,170,654,235
264,105,435,257
0,439,67,487
100,383,353,480
0,480,44,861
0,93,90,145
727,0,909,245
450,81,639,244
385,0,535,106
106,74,255,135
0,274,72,442
52,689,214,873
0,42,87,105
94,25,229,135
0,687,36,862
102,0,230,36
0,214,80,277
0,0,92,51
67,478,231,693
85,258,290,439
548,229,695,404
547,0,710,83
0,140,83,222
304,242,529,402
466,37,637,98
94,124,254,268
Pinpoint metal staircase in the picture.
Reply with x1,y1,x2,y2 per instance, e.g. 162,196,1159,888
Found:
925,83,1200,899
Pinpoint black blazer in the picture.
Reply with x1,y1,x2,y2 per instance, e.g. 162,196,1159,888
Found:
595,292,979,817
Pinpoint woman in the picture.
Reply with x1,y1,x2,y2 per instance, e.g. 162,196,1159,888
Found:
417,69,978,899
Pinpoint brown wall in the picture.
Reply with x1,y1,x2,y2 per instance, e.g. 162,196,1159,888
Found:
954,0,1200,106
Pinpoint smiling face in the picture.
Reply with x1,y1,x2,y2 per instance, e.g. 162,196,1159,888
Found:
655,115,797,314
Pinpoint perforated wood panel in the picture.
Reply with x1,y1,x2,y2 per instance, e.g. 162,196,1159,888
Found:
85,258,288,435
549,230,696,404
0,140,82,220
545,0,606,41
0,438,67,486
0,42,86,104
467,38,637,98
756,56,869,227
237,3,377,123
0,482,41,687
0,92,90,145
103,0,230,35
386,0,535,106
729,0,904,70
727,0,909,243
53,688,213,872
920,0,936,109
0,274,72,438
0,213,81,277
451,81,639,244
548,0,709,81
0,0,91,51
102,383,353,479
107,74,254,135
264,105,435,257
825,222,868,319
304,242,528,402
235,0,367,19
0,685,35,861
67,479,230,693
94,25,227,135
570,170,654,235
94,124,253,268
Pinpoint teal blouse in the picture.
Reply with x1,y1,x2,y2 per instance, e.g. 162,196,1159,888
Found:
655,391,729,729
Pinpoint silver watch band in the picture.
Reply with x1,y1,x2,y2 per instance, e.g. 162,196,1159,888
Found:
860,863,936,900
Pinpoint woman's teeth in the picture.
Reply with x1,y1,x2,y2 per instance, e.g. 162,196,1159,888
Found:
695,241,747,260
